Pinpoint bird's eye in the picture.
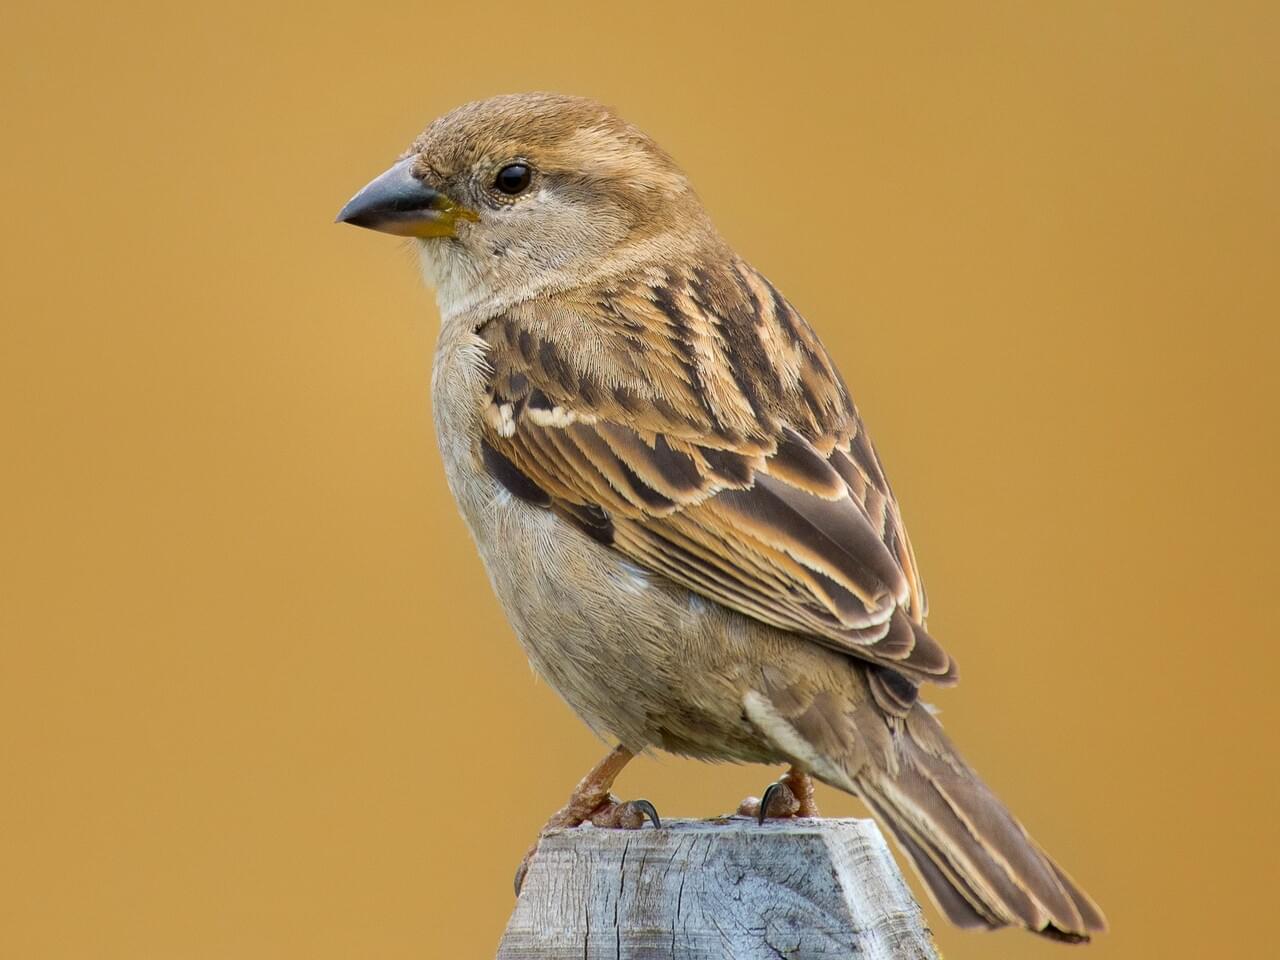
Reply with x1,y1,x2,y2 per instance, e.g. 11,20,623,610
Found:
495,163,532,195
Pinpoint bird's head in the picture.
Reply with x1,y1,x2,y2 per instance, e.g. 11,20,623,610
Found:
337,93,712,316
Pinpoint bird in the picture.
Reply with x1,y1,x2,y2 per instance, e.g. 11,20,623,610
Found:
337,92,1106,942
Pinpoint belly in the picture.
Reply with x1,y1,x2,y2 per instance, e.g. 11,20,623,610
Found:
453,460,774,757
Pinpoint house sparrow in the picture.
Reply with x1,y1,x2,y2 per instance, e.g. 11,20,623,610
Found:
337,93,1106,942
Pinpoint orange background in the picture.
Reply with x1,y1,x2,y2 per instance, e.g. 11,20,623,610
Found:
2,2,1277,957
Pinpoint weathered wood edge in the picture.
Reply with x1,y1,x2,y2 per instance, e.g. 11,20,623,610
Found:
497,817,938,959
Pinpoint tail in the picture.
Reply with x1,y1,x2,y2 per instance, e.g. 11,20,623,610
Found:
855,705,1107,943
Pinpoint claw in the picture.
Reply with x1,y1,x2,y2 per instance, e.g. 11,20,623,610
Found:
755,780,800,824
628,798,662,829
758,781,781,825
513,860,528,896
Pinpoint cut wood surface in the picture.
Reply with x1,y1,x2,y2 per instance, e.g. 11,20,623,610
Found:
497,816,938,959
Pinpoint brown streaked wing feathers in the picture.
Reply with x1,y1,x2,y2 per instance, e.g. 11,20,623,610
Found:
477,257,954,684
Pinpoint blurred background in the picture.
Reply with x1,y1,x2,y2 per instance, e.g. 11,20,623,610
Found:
2,2,1277,957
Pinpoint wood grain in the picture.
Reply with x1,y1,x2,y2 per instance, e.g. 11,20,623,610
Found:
497,817,937,959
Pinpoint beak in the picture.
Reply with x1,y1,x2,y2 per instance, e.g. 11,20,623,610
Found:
335,158,477,238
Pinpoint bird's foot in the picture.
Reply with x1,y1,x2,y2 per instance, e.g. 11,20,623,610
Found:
588,795,662,829
514,793,661,894
738,767,821,823
513,744,659,895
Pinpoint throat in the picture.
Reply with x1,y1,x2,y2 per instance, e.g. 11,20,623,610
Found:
418,239,549,324
418,240,495,321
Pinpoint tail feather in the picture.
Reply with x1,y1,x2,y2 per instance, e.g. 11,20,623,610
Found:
857,706,1107,943
1048,858,1108,934
863,793,1001,929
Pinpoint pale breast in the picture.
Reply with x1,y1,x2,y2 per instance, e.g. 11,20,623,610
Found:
428,322,774,759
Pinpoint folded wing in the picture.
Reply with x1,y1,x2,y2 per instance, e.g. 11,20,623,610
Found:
476,257,954,689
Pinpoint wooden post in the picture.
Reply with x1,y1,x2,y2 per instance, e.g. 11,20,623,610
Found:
497,817,938,959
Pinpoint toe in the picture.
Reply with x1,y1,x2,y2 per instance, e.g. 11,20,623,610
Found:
588,797,662,829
